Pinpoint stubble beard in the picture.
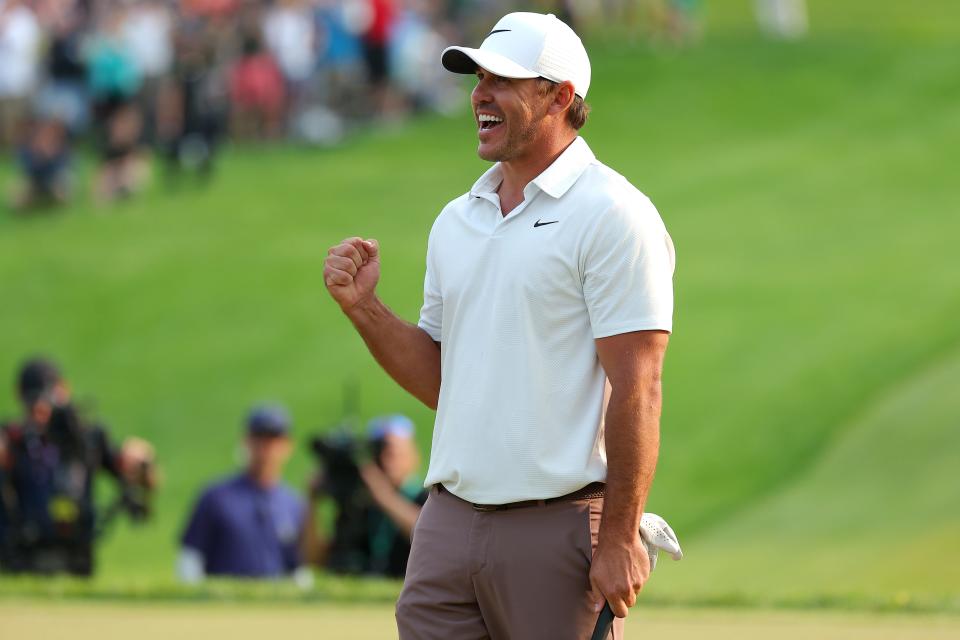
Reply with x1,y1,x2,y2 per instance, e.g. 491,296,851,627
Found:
478,106,547,163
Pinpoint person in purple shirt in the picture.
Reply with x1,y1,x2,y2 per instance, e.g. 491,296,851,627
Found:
177,404,308,583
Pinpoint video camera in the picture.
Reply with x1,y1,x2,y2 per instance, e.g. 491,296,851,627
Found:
309,431,362,501
45,401,156,529
308,429,377,574
307,381,381,573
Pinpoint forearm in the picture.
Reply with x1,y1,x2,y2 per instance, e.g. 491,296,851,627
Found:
360,463,421,538
345,296,441,409
301,498,330,567
373,491,421,539
598,380,661,545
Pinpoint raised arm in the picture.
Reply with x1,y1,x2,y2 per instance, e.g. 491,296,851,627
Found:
323,237,441,409
588,329,669,619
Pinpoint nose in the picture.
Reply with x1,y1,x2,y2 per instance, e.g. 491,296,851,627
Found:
471,74,493,107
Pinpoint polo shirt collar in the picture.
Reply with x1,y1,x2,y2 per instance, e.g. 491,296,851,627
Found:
469,136,596,200
532,136,596,198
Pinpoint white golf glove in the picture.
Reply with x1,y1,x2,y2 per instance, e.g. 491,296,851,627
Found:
640,512,683,571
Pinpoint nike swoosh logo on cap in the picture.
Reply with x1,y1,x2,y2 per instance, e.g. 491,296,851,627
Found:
486,29,512,37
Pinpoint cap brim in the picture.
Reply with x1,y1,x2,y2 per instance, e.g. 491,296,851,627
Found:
441,46,540,80
248,427,288,437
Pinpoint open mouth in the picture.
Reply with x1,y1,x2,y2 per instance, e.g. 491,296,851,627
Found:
478,113,504,132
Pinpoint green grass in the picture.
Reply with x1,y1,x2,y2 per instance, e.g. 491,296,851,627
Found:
1,0,959,611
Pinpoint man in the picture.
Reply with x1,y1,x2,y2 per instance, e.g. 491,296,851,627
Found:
323,11,674,639
0,357,156,576
304,414,428,578
12,116,74,210
178,404,309,583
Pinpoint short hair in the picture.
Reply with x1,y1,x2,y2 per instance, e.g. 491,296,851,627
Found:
537,78,590,130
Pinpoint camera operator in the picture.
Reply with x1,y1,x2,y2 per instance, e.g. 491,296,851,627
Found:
304,414,426,578
0,357,156,577
177,404,310,585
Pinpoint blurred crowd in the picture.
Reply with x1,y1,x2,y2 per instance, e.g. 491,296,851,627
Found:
1,0,810,212
0,0,489,210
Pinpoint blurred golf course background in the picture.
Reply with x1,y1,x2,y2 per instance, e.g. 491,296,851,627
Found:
1,0,958,636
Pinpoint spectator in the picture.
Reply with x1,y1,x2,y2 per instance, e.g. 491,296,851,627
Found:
0,357,157,576
389,3,460,115
156,19,225,181
33,1,90,135
87,9,150,203
228,32,286,139
262,0,316,116
9,115,73,210
120,0,175,142
360,0,400,118
0,0,42,147
314,0,364,88
295,0,366,140
87,9,143,106
93,98,150,203
178,404,309,583
304,414,426,578
121,0,174,82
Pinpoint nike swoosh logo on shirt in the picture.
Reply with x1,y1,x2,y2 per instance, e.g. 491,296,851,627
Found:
533,219,559,228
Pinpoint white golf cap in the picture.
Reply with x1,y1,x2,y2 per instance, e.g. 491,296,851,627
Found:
441,12,592,99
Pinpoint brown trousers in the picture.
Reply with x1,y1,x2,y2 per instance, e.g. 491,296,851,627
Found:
396,485,623,640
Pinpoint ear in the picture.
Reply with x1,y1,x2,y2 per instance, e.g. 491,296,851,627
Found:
547,81,576,119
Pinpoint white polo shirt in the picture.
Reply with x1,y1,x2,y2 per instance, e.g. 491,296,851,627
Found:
418,137,674,504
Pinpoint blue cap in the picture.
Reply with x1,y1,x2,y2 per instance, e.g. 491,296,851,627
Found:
246,404,291,437
366,414,414,441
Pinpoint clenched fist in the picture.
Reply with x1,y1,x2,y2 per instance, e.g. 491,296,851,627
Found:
324,237,381,312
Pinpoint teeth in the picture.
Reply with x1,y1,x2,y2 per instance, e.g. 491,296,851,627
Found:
478,114,503,123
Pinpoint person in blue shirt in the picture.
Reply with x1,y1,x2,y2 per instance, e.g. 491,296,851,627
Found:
177,404,308,583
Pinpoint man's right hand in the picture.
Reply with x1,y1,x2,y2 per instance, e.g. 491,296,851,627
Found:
323,237,380,313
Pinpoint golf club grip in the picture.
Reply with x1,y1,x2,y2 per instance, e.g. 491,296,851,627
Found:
590,602,615,640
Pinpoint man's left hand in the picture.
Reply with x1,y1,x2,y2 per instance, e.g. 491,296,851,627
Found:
588,533,651,618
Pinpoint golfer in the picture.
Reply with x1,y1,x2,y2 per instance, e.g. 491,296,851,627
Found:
323,12,674,639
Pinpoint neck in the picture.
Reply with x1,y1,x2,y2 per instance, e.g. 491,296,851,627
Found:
247,469,278,489
498,132,577,215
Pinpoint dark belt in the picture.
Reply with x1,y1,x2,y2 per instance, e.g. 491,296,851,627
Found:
437,482,605,512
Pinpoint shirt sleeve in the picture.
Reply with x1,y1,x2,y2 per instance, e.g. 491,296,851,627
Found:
582,196,675,338
417,222,443,341
91,424,123,480
180,489,218,559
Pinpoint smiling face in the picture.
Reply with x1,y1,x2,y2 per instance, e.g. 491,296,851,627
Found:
472,68,556,163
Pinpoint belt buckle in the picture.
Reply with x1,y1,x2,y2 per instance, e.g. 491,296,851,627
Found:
472,503,500,512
